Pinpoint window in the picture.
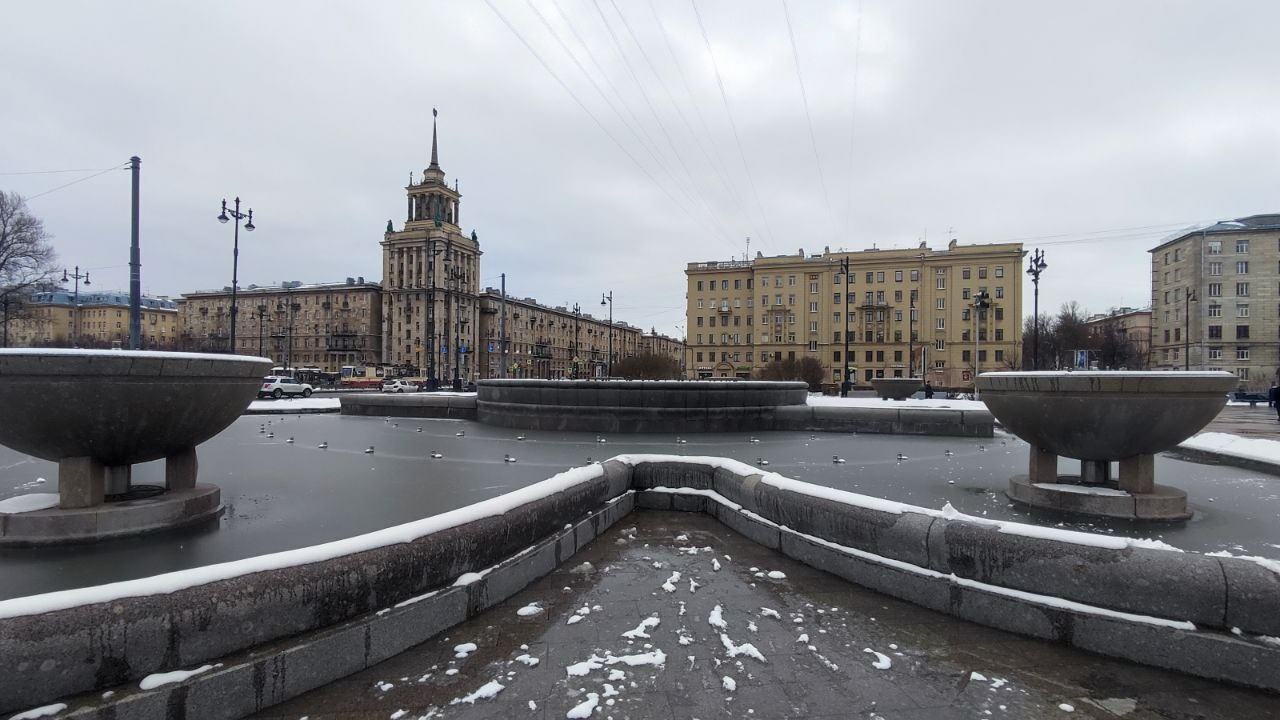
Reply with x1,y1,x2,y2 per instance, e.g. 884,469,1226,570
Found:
809,302,818,312
809,281,818,293
936,277,946,290
936,318,945,330
910,269,919,281
1209,304,1222,317
696,352,703,362
761,276,769,287
894,310,903,321
995,287,1004,299
1237,261,1250,274
894,350,903,361
1174,328,1181,341
1236,325,1250,339
1208,283,1222,297
734,279,742,289
978,267,988,279
1208,262,1222,276
1238,304,1250,318
894,290,903,302
809,321,818,332
1207,240,1221,255
721,280,729,290
865,351,873,362
1208,325,1222,339
696,299,704,309
1236,347,1250,360
1237,282,1250,296
876,350,885,362
962,267,971,279
995,329,1004,341
709,316,716,327
865,272,874,283
962,350,971,362
995,266,1004,278
696,317,704,327
962,308,971,321
1208,347,1222,360
1236,239,1250,253
995,350,1004,362
696,281,703,291
775,294,783,305
788,275,797,286
894,270,903,282
936,298,945,310
788,294,796,305
1174,269,1182,281
833,312,841,324
834,293,842,304
1238,368,1250,381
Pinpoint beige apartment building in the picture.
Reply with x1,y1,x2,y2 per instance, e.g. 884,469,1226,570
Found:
1084,307,1152,368
685,240,1025,388
473,291,681,379
178,279,382,370
1149,213,1280,388
380,115,481,386
7,290,178,349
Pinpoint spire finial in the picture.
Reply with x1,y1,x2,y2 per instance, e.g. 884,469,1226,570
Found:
429,108,440,169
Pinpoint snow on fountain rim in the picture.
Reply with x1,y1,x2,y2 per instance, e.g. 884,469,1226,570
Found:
0,453,1193,619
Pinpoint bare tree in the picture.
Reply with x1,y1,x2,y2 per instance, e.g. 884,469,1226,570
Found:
613,353,681,380
0,192,58,345
754,356,825,391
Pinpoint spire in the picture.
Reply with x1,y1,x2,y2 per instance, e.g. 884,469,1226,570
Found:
429,108,439,169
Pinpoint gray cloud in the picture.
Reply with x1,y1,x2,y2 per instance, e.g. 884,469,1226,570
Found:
4,0,1278,336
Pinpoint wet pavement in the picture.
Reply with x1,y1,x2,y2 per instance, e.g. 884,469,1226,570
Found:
1204,404,1280,439
252,511,1280,720
3,412,1280,599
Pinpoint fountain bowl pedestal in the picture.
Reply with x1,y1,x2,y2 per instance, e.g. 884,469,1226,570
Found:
977,370,1236,521
0,349,271,544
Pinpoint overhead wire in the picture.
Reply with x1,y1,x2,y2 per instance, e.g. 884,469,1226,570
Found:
645,0,753,243
482,0,723,246
781,0,833,219
690,0,778,251
22,164,128,201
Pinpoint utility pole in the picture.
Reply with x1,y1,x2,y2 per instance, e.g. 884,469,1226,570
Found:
573,302,581,379
128,156,142,350
500,273,508,378
601,291,614,378
1026,249,1047,369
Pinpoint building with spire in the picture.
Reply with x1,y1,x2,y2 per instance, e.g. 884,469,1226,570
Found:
381,110,482,389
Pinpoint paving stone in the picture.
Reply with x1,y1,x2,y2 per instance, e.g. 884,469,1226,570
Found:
252,510,1280,720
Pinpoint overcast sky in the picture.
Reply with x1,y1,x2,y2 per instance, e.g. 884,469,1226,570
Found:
5,0,1279,336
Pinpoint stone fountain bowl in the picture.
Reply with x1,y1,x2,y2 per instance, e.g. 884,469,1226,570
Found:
976,370,1236,460
0,349,272,466
870,377,923,400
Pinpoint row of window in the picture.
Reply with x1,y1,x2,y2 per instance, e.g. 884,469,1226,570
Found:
1162,239,1256,266
692,348,1007,365
694,287,1005,312
693,265,1009,293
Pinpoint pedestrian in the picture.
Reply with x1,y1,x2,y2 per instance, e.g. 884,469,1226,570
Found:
924,381,934,399
1270,383,1280,420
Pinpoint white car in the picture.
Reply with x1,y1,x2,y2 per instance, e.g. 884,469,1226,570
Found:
258,376,314,399
382,378,418,393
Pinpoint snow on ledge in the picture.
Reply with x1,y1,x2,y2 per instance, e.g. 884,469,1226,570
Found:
1179,432,1280,467
0,348,270,363
247,398,341,412
0,493,60,514
805,395,988,411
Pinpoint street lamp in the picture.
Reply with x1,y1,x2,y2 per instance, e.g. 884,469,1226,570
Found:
1184,287,1197,370
1026,249,1047,369
256,304,268,357
217,197,255,354
62,266,90,346
973,290,991,399
601,292,614,378
838,258,851,396
572,302,582,379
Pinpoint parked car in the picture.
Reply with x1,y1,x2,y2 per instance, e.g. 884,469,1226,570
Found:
382,378,419,393
258,376,314,399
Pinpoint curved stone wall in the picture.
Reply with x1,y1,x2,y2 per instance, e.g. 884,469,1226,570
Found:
3,456,1275,715
476,379,810,433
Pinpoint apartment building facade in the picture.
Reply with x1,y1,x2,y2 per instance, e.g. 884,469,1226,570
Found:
178,279,382,369
1149,213,1280,387
685,240,1025,388
7,290,178,349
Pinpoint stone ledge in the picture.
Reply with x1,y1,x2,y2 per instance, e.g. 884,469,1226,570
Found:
0,485,223,546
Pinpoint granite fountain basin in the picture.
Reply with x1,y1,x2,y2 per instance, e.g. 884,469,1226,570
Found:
870,377,923,401
976,370,1236,521
0,349,271,532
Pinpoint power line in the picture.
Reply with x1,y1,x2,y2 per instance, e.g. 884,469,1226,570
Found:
23,164,127,201
781,0,833,219
690,0,778,251
0,167,119,176
482,0,719,247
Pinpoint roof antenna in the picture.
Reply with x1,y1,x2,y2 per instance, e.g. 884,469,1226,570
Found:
744,236,750,261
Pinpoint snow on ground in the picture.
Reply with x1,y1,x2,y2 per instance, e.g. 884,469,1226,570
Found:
449,679,505,704
864,649,892,669
806,394,988,411
1180,432,1280,467
7,703,68,720
1032,483,1130,497
246,397,341,412
566,692,599,718
0,493,60,514
516,603,542,617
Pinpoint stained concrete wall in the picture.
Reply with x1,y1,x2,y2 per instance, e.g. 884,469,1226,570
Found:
2,456,1275,716
341,393,477,419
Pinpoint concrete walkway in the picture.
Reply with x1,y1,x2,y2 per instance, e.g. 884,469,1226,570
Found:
1202,403,1280,440
254,512,1278,720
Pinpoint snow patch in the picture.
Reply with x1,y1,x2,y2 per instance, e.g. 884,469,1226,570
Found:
566,693,599,718
449,680,505,704
139,664,215,690
516,603,543,616
622,616,661,639
661,571,681,593
454,642,478,658
0,493,60,514
515,653,540,666
719,634,767,662
864,649,892,669
708,604,728,629
722,676,737,692
8,703,68,720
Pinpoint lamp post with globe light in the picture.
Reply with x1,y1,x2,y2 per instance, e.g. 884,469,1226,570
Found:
217,197,255,353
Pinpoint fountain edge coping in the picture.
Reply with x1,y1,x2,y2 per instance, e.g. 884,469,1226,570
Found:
1,455,1278,714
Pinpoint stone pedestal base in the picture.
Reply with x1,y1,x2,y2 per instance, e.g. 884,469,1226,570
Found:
0,484,223,546
1007,474,1190,521
58,457,104,509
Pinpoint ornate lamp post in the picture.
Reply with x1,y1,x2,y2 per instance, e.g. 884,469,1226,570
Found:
256,304,268,357
839,257,851,396
601,291,614,378
1184,287,1197,370
62,266,90,346
1026,249,1047,369
973,290,991,399
216,198,255,354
